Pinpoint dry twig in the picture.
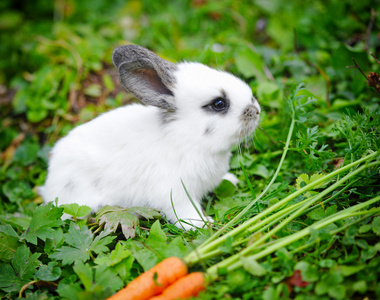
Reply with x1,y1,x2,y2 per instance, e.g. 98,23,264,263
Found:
348,56,380,93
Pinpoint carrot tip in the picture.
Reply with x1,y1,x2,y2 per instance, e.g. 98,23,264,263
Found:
107,257,188,300
150,272,206,300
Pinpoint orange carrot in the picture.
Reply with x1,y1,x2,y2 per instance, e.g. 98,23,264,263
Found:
107,257,188,300
149,272,206,300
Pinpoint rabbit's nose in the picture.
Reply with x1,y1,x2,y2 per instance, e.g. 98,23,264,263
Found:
243,104,260,119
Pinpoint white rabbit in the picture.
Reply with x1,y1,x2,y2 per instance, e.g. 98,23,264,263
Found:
40,45,261,230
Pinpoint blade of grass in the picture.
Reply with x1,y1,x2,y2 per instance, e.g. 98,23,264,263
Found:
240,161,260,213
170,189,186,230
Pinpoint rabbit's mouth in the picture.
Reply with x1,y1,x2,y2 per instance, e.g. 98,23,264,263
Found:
238,119,259,140
238,104,260,140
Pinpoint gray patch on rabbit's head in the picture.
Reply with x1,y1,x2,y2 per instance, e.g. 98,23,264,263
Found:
204,123,215,135
92,177,101,188
64,180,76,191
113,45,178,110
160,109,177,124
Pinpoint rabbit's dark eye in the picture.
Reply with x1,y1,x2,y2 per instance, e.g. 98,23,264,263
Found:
212,98,227,111
202,92,230,114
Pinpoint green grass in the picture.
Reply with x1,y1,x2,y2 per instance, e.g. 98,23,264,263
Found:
0,0,379,299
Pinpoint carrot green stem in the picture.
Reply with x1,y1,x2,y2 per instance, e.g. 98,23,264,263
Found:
196,178,357,261
206,195,380,280
243,161,380,252
184,151,379,265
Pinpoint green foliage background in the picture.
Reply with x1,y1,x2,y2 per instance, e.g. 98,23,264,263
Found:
0,0,379,299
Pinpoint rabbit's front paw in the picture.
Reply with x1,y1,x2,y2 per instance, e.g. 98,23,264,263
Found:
222,172,239,186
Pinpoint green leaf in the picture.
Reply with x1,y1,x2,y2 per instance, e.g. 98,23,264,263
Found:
73,261,93,291
0,244,40,292
27,109,48,123
13,139,40,165
325,205,337,217
249,164,270,179
295,261,318,282
219,236,233,254
50,223,115,265
315,271,344,296
356,238,368,249
96,206,161,239
44,227,64,254
0,224,19,238
0,263,20,293
62,203,92,218
318,259,336,268
94,241,132,267
90,229,117,255
331,99,362,111
213,197,248,221
98,208,138,239
0,231,21,262
214,180,236,199
352,280,367,293
94,264,124,292
84,84,102,97
131,220,187,271
103,74,115,92
0,214,31,231
262,286,276,300
35,262,62,281
112,255,134,281
12,244,40,280
296,173,324,191
50,246,88,266
73,255,124,294
126,207,162,220
149,220,168,243
240,256,267,276
296,174,309,189
372,216,380,236
2,180,34,203
308,173,325,188
328,284,346,299
235,48,265,80
257,81,282,108
22,203,64,245
343,225,357,245
307,206,325,221
335,264,364,277
96,242,135,281
358,224,372,234
57,282,82,300
162,236,187,258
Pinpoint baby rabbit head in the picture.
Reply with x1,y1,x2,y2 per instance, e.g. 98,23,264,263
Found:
112,45,261,153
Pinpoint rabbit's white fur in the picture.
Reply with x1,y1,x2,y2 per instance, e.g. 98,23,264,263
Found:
41,45,260,230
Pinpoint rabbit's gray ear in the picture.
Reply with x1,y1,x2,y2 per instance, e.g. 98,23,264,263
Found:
112,45,177,110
